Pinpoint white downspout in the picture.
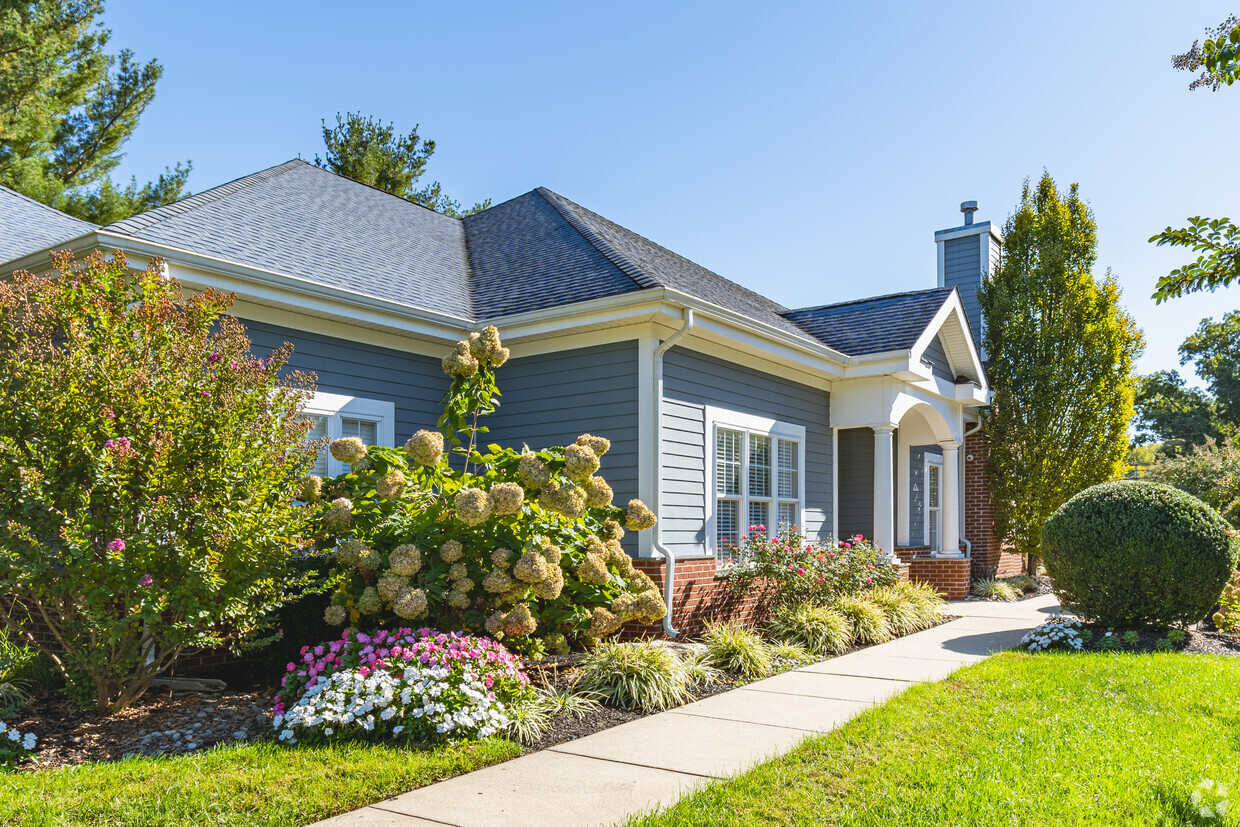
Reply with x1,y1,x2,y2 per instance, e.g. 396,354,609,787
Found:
652,308,695,638
959,418,983,559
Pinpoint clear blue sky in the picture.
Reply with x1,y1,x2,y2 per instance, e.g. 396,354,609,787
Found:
105,0,1239,383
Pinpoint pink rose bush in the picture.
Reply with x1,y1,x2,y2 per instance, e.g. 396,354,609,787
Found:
718,527,899,607
274,627,530,744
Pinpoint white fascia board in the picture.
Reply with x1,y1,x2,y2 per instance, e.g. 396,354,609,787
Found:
908,293,986,388
933,221,1004,244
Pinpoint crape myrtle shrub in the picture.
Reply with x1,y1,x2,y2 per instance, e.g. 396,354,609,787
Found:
305,326,665,655
0,252,320,712
1041,480,1238,627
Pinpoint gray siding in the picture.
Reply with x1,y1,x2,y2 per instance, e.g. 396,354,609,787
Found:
908,444,942,546
922,334,954,380
943,235,983,356
837,428,873,540
242,318,448,440
483,341,640,551
661,347,832,558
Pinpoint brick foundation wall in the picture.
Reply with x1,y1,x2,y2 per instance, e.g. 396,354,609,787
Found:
893,546,972,600
629,558,775,638
964,431,1025,580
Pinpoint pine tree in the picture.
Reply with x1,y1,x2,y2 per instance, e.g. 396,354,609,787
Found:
980,173,1145,574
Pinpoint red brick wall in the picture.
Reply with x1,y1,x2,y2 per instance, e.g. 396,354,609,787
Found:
964,430,1025,580
629,558,775,638
893,546,971,600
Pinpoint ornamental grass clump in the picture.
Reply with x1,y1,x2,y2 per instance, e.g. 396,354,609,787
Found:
275,627,529,744
884,580,946,629
310,326,664,653
573,640,693,712
767,603,852,656
865,587,923,638
701,622,775,680
971,578,1021,602
832,595,892,645
0,252,321,712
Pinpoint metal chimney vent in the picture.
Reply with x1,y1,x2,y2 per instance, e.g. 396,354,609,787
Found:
960,200,979,226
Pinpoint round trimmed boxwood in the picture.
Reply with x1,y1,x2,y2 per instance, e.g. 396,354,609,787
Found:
1041,480,1238,627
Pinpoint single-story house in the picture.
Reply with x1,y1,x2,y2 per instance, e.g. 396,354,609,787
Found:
0,163,1023,632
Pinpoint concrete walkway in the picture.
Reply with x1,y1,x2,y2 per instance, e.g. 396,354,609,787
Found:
314,594,1061,827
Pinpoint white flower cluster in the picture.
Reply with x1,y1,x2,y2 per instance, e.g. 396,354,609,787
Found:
1021,614,1085,652
0,720,37,752
274,664,509,744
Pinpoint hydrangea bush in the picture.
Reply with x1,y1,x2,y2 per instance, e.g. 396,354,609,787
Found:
0,252,320,712
275,627,528,743
306,327,665,652
718,527,899,608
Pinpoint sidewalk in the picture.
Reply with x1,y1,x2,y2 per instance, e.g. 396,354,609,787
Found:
314,594,1061,827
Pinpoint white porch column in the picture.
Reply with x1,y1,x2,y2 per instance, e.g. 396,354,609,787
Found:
871,423,896,558
938,438,962,557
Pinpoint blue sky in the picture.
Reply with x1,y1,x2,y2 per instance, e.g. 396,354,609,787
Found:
105,1,1239,382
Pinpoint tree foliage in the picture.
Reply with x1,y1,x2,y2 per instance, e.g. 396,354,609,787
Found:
1149,437,1240,529
1151,15,1240,302
1133,369,1223,452
0,252,319,712
315,112,490,218
980,173,1144,574
0,0,190,221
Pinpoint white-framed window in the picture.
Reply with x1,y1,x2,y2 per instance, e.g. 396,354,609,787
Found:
925,453,943,550
705,407,806,564
303,391,396,477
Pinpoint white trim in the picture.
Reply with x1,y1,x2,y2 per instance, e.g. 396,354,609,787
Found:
933,222,1004,244
896,433,910,546
908,291,986,387
637,336,657,558
936,239,946,288
924,452,944,551
831,427,840,541
704,406,807,559
302,392,396,477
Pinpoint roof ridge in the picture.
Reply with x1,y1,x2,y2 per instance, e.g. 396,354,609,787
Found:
534,188,660,290
0,184,96,229
784,285,953,316
105,159,306,235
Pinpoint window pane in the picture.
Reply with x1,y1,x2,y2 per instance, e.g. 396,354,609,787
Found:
928,464,940,508
716,429,742,496
341,417,378,445
928,510,939,548
778,439,799,498
747,500,769,533
748,434,771,497
306,415,329,477
777,501,797,530
717,499,739,550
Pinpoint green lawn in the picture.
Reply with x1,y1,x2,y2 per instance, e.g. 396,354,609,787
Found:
0,737,521,826
629,652,1240,827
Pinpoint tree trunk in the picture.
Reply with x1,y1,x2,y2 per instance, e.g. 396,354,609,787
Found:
1025,553,1040,578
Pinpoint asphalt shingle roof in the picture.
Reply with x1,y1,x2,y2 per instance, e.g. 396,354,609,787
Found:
0,186,95,264
0,159,953,358
105,160,474,317
781,288,955,355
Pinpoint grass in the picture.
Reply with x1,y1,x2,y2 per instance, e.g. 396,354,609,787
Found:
1,737,520,827
627,652,1240,827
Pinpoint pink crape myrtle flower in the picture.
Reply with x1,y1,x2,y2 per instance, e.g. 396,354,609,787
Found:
107,538,125,553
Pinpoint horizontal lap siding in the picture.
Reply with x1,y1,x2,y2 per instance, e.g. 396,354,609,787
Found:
482,341,640,551
922,335,955,380
943,235,984,353
662,347,831,558
837,428,873,540
241,318,448,441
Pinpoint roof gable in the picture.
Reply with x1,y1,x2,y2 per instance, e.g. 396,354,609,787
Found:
782,288,955,356
0,186,95,265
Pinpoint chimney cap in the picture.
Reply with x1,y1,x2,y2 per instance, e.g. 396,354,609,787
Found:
960,200,978,225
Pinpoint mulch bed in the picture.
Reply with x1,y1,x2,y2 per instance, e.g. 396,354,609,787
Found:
1074,625,1240,657
966,574,1054,602
13,689,273,770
